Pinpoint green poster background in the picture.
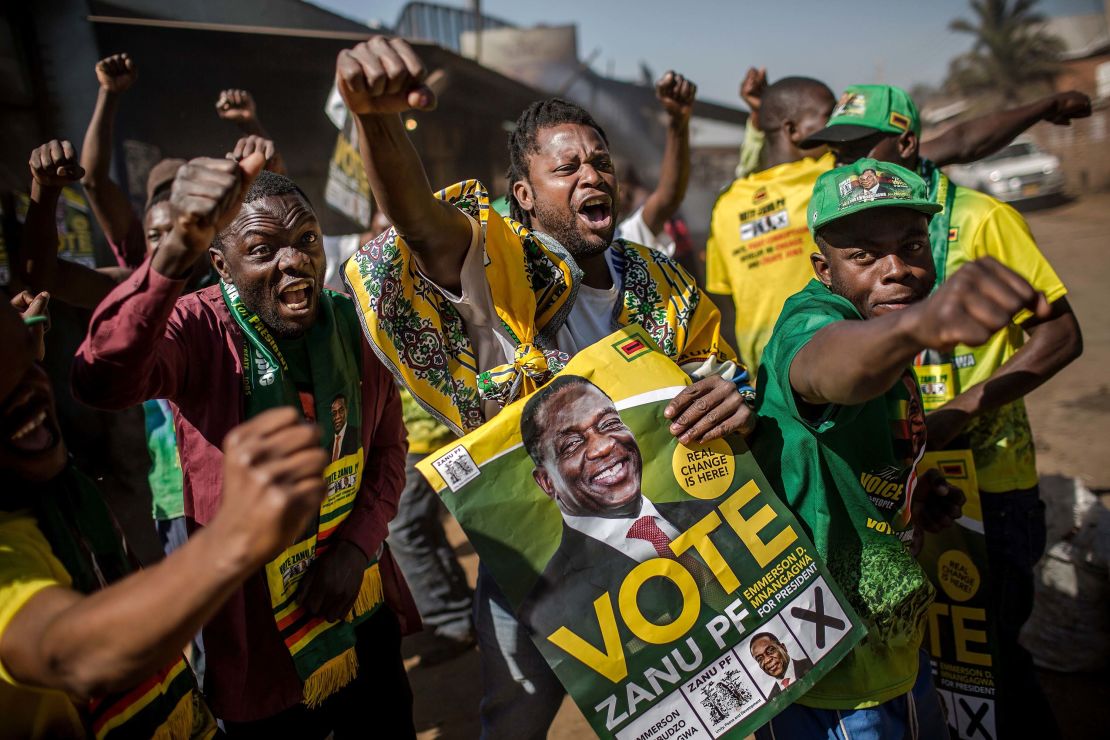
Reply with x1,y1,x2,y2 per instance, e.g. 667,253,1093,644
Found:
423,328,866,739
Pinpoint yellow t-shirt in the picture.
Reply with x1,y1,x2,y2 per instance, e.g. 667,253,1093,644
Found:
706,153,834,373
941,187,1067,492
0,510,86,738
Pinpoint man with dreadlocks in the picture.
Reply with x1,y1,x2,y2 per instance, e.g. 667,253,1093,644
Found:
73,152,421,736
337,36,755,738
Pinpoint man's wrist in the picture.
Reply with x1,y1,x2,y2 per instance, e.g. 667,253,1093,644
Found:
150,230,201,280
30,180,62,203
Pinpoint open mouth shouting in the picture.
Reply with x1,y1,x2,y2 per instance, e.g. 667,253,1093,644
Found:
1,375,62,467
277,276,315,317
576,192,613,235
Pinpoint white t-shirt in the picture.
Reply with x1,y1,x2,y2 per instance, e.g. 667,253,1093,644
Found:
615,206,676,258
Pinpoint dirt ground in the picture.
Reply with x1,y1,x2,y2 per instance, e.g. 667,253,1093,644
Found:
406,193,1110,739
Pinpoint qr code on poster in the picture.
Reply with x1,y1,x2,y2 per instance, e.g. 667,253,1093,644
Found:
432,445,480,492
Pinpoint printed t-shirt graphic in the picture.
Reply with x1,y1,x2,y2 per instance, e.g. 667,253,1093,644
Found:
706,153,834,373
753,280,934,709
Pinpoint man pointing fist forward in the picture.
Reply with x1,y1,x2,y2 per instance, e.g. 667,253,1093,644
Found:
336,36,437,115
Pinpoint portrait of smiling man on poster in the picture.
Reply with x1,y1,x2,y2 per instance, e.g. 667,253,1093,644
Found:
517,374,719,645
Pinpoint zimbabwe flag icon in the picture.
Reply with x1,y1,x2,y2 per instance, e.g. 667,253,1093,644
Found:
612,333,653,362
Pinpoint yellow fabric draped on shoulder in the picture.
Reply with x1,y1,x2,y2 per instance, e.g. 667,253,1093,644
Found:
344,180,736,435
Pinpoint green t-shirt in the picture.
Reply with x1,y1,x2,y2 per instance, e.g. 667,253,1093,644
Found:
753,280,934,709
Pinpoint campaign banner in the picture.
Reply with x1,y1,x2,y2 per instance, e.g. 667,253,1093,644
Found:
419,327,865,739
918,451,999,740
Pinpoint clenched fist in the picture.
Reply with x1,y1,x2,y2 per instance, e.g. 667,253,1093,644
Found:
214,407,329,567
740,67,767,113
227,135,285,174
215,89,257,124
656,71,696,123
168,153,265,257
1045,91,1091,126
29,140,85,189
336,36,436,115
96,53,137,94
908,257,1051,351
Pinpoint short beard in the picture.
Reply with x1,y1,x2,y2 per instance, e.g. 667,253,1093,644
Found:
532,198,609,261
234,279,311,338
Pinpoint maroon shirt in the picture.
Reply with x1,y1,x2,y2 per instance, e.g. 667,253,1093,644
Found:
72,259,419,721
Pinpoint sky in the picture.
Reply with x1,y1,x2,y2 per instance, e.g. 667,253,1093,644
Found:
313,0,1101,107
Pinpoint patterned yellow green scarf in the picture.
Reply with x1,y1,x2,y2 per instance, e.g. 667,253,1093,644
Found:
344,180,736,433
221,281,384,707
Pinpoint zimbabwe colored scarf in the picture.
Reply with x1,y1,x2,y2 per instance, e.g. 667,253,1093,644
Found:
33,466,207,740
221,281,384,707
343,179,737,434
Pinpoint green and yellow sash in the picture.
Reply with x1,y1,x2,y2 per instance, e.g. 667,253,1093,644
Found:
34,467,212,739
344,179,736,434
221,281,384,707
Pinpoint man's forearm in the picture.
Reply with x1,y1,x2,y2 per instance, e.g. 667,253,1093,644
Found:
80,89,137,244
6,525,253,701
790,308,923,406
20,182,62,291
642,117,690,235
922,97,1054,167
938,303,1081,420
354,113,470,282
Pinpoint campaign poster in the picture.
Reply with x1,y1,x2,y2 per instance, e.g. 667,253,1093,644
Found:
419,327,865,739
15,186,98,270
324,118,372,228
918,451,999,740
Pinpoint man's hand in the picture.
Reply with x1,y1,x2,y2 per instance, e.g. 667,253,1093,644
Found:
215,89,258,124
29,140,85,190
908,257,1051,352
740,66,767,113
213,407,329,569
656,71,696,124
227,135,285,174
165,153,265,262
1044,91,1091,125
336,36,437,116
297,540,368,622
912,468,965,534
95,53,137,94
10,291,49,362
665,375,756,445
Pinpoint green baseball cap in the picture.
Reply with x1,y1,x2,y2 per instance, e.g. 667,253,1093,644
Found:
801,84,921,148
808,158,941,235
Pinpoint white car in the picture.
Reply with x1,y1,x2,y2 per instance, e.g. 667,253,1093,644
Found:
946,139,1065,202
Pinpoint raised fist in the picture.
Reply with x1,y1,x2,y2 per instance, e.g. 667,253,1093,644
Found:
336,36,436,116
656,71,696,122
215,89,257,123
227,135,285,174
169,154,264,256
10,291,50,362
1045,91,1091,126
29,140,85,189
96,53,137,94
740,67,767,113
215,408,328,566
910,257,1051,352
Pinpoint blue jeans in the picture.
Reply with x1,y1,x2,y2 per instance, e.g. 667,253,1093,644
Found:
387,454,474,639
474,565,564,739
156,515,205,688
980,486,1058,738
755,651,948,740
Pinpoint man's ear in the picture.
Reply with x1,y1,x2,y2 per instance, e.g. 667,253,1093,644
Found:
898,131,919,161
513,179,534,215
532,466,555,499
811,250,832,287
783,118,802,145
209,246,231,282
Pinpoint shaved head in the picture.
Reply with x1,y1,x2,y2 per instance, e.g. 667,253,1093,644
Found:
760,77,834,133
